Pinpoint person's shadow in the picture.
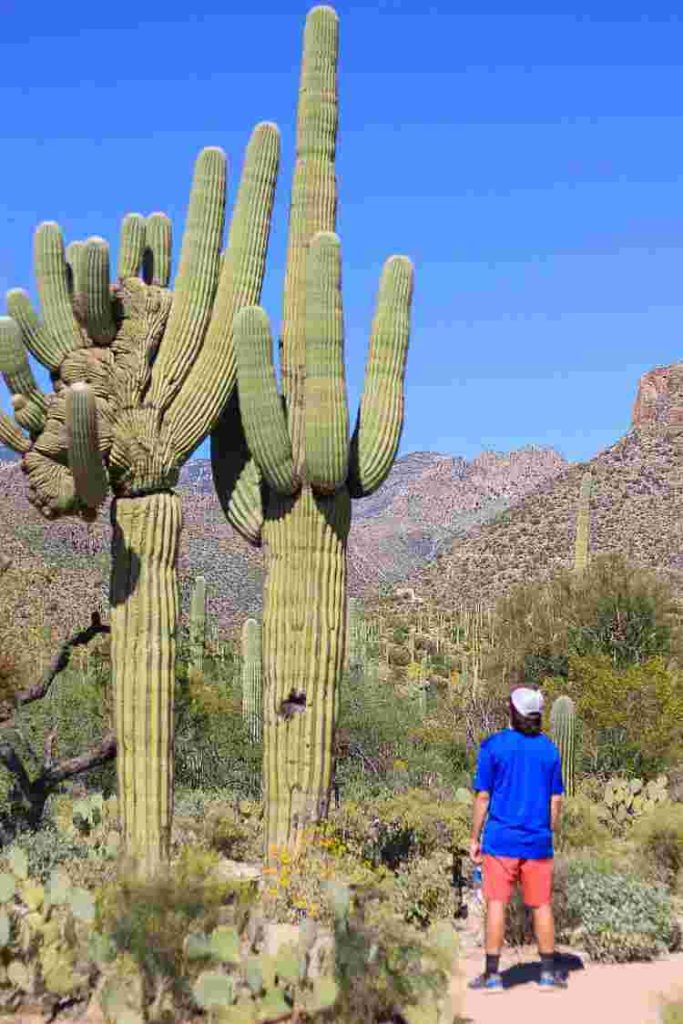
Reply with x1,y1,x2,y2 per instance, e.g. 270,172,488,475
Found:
500,951,585,988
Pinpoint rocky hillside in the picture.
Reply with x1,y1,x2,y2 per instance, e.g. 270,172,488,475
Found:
0,438,566,674
414,364,683,608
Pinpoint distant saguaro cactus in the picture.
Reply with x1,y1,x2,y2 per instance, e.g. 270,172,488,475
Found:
573,471,593,573
211,6,414,854
346,597,365,673
0,128,280,874
550,695,577,798
189,575,207,674
241,618,263,743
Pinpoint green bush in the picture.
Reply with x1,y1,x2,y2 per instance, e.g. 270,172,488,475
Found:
556,860,681,962
555,795,612,854
630,803,683,891
331,789,471,870
392,851,456,928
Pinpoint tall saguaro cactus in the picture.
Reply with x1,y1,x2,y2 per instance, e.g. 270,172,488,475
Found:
189,574,207,674
211,6,414,854
0,128,280,874
241,617,263,743
573,471,593,573
550,695,577,798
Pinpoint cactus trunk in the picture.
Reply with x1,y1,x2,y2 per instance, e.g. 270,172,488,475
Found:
110,492,181,876
262,486,349,852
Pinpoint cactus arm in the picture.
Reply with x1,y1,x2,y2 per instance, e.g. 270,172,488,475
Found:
147,149,226,409
34,222,88,358
0,316,47,434
5,289,61,372
84,238,117,345
143,213,172,287
210,393,264,546
22,450,79,517
347,255,413,498
65,241,87,321
118,214,147,280
166,122,280,465
573,471,592,572
65,382,109,508
280,6,339,475
233,306,296,494
0,410,29,452
303,231,348,493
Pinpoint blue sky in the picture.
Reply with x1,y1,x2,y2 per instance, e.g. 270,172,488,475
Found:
1,0,682,464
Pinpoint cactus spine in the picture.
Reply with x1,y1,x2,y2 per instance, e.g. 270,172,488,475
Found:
211,6,414,854
241,618,263,743
0,129,280,874
573,471,592,573
550,695,576,798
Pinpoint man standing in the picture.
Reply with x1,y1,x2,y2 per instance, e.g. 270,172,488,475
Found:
468,685,568,993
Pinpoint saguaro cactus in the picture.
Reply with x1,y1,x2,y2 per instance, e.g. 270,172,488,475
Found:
573,471,592,573
0,129,280,874
550,695,576,798
241,617,263,743
211,6,414,853
189,575,207,674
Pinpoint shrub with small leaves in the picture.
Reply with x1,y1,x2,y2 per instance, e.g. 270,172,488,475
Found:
556,859,681,962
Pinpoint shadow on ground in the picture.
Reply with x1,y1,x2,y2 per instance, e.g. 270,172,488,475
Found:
500,952,586,989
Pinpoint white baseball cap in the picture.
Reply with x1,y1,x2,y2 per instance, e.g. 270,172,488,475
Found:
510,686,544,716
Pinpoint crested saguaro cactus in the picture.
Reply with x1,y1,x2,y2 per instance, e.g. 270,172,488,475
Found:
189,574,207,674
241,617,263,743
573,471,593,573
211,6,414,853
0,129,280,874
550,695,577,798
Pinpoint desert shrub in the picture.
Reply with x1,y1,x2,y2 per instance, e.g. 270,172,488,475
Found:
200,800,263,861
97,845,256,1010
490,554,682,689
331,789,471,870
174,664,260,796
629,803,683,892
554,794,612,854
392,851,456,928
555,859,681,962
332,883,460,1024
0,824,87,881
543,655,683,775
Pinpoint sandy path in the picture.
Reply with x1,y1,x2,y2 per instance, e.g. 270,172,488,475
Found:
456,946,683,1024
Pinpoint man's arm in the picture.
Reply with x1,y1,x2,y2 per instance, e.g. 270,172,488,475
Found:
550,794,563,832
470,791,489,863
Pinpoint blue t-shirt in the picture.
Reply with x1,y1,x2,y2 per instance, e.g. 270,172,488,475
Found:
473,728,564,859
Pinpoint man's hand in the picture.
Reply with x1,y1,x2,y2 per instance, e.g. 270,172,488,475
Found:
469,837,482,865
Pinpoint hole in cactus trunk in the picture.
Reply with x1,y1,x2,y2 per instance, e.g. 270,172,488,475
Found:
279,690,307,720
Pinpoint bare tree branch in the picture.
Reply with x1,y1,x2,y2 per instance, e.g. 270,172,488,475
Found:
0,612,110,727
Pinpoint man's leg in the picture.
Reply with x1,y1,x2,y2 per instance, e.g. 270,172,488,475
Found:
469,856,516,990
522,859,568,989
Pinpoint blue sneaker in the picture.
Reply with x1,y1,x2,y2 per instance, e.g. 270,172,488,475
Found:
538,969,569,991
468,971,504,993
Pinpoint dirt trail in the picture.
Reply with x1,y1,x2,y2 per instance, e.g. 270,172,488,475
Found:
455,946,683,1024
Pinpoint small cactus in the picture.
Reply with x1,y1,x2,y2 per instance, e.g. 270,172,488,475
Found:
550,695,577,798
189,574,207,673
241,617,263,744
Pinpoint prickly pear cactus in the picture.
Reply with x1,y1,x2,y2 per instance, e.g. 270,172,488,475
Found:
597,774,669,829
211,5,414,854
0,127,280,875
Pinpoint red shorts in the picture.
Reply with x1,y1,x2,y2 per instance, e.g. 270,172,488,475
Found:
482,854,553,907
